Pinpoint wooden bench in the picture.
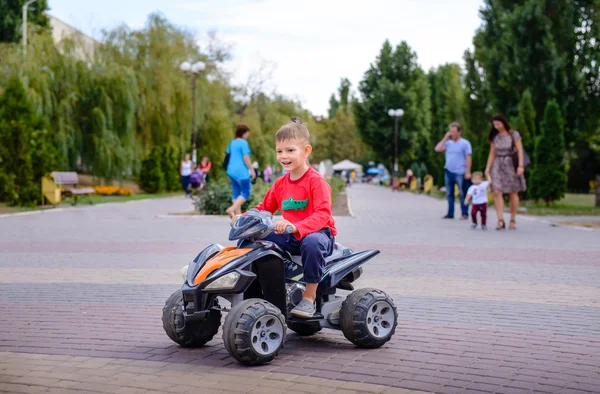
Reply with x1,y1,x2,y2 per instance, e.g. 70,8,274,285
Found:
48,172,95,206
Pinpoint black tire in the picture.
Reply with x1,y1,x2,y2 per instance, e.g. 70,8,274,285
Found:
162,290,221,347
340,288,397,348
222,299,286,366
287,321,322,336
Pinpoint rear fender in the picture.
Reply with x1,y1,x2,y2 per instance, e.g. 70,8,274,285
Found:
319,250,380,290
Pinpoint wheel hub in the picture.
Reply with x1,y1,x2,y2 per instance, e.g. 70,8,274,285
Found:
366,301,394,338
250,314,284,356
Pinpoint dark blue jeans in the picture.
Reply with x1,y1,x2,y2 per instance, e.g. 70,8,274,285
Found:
263,229,334,283
444,170,468,217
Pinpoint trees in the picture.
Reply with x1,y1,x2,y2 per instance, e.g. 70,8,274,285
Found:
0,0,50,43
514,90,536,154
473,0,600,191
428,63,465,183
462,49,491,174
0,75,56,205
354,40,431,172
530,100,567,205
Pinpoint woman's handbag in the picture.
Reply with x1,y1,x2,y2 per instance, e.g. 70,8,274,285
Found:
510,131,531,170
222,142,232,170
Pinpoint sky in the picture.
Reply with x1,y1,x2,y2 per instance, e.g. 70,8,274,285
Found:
47,0,485,116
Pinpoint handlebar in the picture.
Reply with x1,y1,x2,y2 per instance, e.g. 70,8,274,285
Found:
285,225,294,234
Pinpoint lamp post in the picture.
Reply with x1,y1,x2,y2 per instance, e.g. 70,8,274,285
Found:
22,0,37,54
387,108,404,182
180,60,206,165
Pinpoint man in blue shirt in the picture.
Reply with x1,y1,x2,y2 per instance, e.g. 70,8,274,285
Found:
434,122,472,219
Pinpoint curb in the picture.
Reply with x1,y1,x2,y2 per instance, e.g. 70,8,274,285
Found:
0,208,65,219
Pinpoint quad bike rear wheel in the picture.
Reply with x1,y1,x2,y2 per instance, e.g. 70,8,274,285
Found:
340,288,397,348
223,299,286,365
287,321,322,336
162,290,221,347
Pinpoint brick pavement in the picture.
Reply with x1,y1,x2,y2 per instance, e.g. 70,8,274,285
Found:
1,185,599,394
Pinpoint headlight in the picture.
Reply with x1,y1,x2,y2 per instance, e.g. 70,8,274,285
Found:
205,272,240,290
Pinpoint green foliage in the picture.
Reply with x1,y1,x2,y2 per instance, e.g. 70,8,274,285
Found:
194,177,271,215
428,63,464,184
514,90,536,154
312,108,366,164
0,75,55,206
160,145,181,192
0,0,50,43
462,49,490,174
139,146,165,193
354,40,431,171
473,0,600,190
327,175,346,195
530,101,567,205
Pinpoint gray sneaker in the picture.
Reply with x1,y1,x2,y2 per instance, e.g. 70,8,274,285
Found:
291,299,316,318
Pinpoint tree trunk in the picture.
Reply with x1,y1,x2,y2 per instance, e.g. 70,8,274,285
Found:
596,175,600,207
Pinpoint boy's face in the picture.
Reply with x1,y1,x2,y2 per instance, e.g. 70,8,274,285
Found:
472,174,483,184
275,137,311,173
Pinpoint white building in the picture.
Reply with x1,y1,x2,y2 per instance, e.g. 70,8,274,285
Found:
47,14,99,59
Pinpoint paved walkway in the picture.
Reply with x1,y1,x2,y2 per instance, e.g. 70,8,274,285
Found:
1,184,599,394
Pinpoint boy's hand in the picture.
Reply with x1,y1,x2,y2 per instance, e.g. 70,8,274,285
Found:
274,219,296,234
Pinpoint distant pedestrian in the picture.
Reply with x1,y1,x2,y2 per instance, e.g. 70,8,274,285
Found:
484,114,527,230
197,155,212,183
225,124,256,218
434,122,472,220
345,170,351,187
465,172,489,230
263,163,273,183
180,153,193,196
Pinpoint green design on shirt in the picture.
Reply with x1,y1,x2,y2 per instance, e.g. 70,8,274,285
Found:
281,197,308,211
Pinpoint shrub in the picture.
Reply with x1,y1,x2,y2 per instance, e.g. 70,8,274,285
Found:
530,100,567,205
0,76,57,206
139,146,165,193
195,178,271,215
161,145,180,192
328,175,346,194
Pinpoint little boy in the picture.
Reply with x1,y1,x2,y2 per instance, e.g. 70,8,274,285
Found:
464,171,489,230
234,117,336,318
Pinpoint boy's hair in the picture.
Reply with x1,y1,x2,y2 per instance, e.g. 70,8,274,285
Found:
235,124,250,138
275,117,310,144
472,171,483,178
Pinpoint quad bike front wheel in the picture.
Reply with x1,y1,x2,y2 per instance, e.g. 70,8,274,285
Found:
162,290,221,347
223,299,286,365
340,288,397,348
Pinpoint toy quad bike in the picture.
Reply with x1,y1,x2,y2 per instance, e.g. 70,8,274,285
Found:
162,210,397,365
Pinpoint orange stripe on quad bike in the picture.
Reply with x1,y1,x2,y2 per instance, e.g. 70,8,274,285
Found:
193,247,253,285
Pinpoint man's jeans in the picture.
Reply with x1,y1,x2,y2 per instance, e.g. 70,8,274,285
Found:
444,169,468,217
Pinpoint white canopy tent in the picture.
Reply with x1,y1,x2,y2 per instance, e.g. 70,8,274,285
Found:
332,159,363,172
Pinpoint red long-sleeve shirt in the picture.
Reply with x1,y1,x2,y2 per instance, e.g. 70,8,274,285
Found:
254,168,337,240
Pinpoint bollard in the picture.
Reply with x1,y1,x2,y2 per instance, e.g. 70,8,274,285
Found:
596,175,600,207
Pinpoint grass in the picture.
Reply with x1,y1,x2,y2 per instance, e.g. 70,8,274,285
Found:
520,193,600,216
0,191,185,215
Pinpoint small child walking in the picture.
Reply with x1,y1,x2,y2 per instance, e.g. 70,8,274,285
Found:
465,171,489,230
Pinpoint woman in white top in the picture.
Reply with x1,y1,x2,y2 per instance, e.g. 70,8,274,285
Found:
180,153,193,195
